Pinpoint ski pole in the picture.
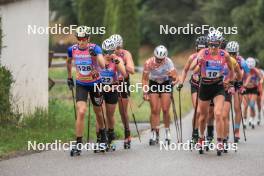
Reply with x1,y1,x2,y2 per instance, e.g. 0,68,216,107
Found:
128,100,141,142
70,88,77,120
230,97,236,144
238,94,247,141
170,90,180,143
87,97,91,142
178,88,183,143
138,100,145,108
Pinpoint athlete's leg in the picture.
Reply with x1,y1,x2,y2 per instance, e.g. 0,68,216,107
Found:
160,93,171,128
199,100,210,138
213,95,225,139
118,97,129,130
149,93,161,129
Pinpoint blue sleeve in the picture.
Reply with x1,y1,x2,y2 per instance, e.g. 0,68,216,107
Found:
67,46,73,58
94,45,103,55
241,59,250,73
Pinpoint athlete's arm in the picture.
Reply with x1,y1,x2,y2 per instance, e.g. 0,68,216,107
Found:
67,47,73,78
93,45,105,69
225,53,235,82
256,69,263,84
125,51,135,74
116,57,127,78
142,67,150,100
244,74,251,87
180,55,194,84
234,63,242,81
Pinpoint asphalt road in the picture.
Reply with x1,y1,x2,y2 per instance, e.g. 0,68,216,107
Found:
1,110,264,176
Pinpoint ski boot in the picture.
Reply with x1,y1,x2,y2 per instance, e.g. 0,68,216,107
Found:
94,129,108,153
216,139,224,156
149,129,159,146
164,128,171,145
124,129,131,149
223,138,229,153
257,113,261,125
234,130,240,143
205,136,214,152
249,117,253,127
197,137,205,154
251,118,255,129
70,143,81,157
106,129,116,152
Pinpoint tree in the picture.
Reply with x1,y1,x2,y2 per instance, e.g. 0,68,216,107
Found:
77,0,106,44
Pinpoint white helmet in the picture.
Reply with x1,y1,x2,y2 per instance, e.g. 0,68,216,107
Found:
110,34,123,48
154,45,168,59
226,41,239,53
207,29,223,42
102,39,116,51
246,57,256,69
75,26,89,38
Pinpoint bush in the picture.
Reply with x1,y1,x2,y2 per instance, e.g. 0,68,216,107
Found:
0,66,13,124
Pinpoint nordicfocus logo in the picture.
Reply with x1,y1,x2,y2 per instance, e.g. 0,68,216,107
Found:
160,24,238,35
27,24,106,35
27,140,107,151
159,140,238,151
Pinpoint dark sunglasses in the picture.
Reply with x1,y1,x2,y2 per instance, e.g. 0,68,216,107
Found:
77,37,88,41
208,42,220,48
103,50,114,55
228,52,237,56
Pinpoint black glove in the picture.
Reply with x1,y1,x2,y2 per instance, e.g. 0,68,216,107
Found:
234,81,243,90
89,47,97,56
177,84,183,91
112,58,120,64
67,77,74,90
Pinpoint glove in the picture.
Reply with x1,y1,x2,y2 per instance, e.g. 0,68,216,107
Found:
234,81,243,90
143,93,149,101
67,77,74,90
112,58,120,64
89,47,97,56
176,84,183,91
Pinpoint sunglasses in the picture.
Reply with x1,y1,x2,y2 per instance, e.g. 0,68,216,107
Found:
229,52,237,56
77,37,88,41
103,50,114,55
208,42,220,48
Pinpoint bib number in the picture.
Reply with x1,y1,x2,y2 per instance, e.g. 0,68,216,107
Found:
102,77,113,84
206,70,220,78
78,65,92,75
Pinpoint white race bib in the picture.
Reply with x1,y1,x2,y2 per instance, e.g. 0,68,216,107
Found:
78,65,92,76
205,70,220,78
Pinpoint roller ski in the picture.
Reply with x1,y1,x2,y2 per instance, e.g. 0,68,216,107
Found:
106,129,116,152
197,137,205,154
149,129,159,146
189,129,199,150
164,128,171,145
205,136,214,152
223,138,228,153
257,113,261,125
94,129,108,153
234,130,240,143
124,129,131,149
70,143,81,157
216,140,224,156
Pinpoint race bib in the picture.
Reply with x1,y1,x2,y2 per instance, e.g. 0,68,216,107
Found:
101,77,113,84
205,70,220,78
77,65,92,76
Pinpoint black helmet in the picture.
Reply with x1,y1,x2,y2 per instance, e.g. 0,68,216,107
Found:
195,36,207,49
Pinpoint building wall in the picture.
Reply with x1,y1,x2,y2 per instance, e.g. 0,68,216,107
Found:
0,0,49,113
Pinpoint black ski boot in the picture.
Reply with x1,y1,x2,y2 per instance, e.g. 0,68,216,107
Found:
216,139,224,156
149,129,159,146
107,129,116,152
124,129,131,149
70,143,81,157
94,129,108,153
197,137,205,154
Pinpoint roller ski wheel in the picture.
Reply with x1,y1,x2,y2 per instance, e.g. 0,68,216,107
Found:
197,138,205,154
107,143,116,152
216,141,223,156
124,139,131,149
149,139,156,146
165,139,171,146
223,139,228,153
70,148,81,157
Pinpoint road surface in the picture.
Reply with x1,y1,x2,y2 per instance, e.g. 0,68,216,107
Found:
1,111,264,176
